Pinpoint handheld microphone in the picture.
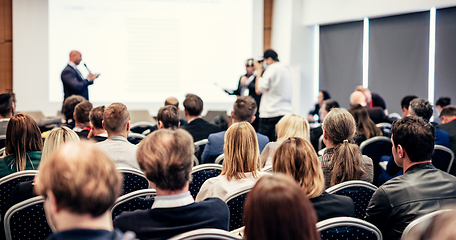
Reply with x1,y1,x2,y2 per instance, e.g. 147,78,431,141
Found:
83,63,91,72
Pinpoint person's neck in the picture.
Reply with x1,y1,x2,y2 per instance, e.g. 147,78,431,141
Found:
403,159,432,173
446,116,456,124
92,128,107,136
107,132,128,139
75,122,89,128
155,185,189,197
325,141,336,149
54,210,113,232
186,115,201,123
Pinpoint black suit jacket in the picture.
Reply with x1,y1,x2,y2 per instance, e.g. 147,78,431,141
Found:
437,120,456,156
61,65,93,100
180,118,221,142
310,192,355,222
366,106,388,124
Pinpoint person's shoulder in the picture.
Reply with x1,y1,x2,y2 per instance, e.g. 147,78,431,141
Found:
195,198,230,214
256,132,269,141
208,131,226,140
114,209,150,225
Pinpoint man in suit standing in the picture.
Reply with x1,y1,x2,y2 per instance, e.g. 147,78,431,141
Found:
61,50,99,101
201,96,269,164
180,94,221,142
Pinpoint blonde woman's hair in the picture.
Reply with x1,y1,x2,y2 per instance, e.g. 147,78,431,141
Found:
273,137,324,198
275,114,310,142
322,108,364,186
42,126,80,161
222,122,260,180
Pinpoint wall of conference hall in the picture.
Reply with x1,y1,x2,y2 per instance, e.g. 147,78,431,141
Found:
8,0,456,117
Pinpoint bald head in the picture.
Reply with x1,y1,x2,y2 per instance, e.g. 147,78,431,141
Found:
350,91,367,106
164,97,179,109
69,50,82,65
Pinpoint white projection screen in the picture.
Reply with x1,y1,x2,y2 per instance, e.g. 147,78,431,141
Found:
13,0,263,116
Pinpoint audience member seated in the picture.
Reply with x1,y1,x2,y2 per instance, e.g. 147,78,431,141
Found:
61,95,85,130
0,113,42,178
0,93,15,135
366,116,456,240
350,90,388,124
355,85,388,116
260,114,310,168
243,174,320,240
4,126,80,213
113,129,229,240
320,108,374,188
196,122,267,201
147,97,187,134
72,100,93,139
87,106,107,142
156,105,180,130
180,93,221,142
97,103,140,170
400,95,418,117
384,99,450,178
437,106,456,157
272,137,355,221
35,142,134,240
201,96,269,164
308,90,330,123
310,99,339,151
435,97,451,115
348,104,383,145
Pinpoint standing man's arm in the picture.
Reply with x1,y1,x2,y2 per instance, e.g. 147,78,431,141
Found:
61,68,93,92
254,61,264,95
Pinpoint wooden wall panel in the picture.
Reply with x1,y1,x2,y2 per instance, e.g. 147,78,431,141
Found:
0,0,13,93
264,0,273,50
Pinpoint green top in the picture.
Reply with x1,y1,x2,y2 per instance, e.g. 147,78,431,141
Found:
0,151,42,179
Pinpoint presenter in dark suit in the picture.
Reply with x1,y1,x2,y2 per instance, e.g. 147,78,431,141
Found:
61,50,99,101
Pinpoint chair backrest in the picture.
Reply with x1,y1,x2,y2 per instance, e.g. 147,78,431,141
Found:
223,184,255,231
203,111,228,124
262,165,272,173
194,139,209,162
127,132,145,145
215,153,225,165
376,122,392,136
4,196,53,240
130,121,155,134
360,136,392,186
111,189,157,220
0,135,6,150
432,145,454,173
129,110,155,124
318,134,325,151
117,168,150,195
317,217,382,240
0,170,39,220
326,180,378,219
401,209,456,240
168,228,242,240
192,155,199,166
189,164,223,199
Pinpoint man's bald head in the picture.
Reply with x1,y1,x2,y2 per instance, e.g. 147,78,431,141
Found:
164,97,179,109
350,91,367,106
69,50,82,65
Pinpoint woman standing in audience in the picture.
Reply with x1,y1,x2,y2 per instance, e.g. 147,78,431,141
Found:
348,104,383,145
260,114,310,168
0,113,43,178
273,137,355,221
243,174,321,240
320,108,373,188
196,122,267,201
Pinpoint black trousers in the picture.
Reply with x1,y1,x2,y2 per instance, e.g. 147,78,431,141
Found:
258,116,284,142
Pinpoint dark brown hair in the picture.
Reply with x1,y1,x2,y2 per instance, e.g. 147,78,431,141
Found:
157,105,180,129
103,103,129,133
232,96,257,122
323,108,365,186
137,129,194,190
74,100,93,124
348,104,382,139
243,174,320,240
5,113,43,171
89,106,105,129
183,93,203,116
62,95,85,121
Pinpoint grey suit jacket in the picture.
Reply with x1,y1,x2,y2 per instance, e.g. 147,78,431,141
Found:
96,135,140,170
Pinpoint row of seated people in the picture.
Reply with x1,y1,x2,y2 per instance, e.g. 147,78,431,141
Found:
0,88,456,239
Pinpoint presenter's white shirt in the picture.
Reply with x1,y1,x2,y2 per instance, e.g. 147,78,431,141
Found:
257,62,293,118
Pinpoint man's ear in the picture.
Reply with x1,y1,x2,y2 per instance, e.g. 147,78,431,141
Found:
102,120,106,130
157,121,164,129
397,144,405,159
323,130,328,140
126,121,130,132
250,115,256,124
